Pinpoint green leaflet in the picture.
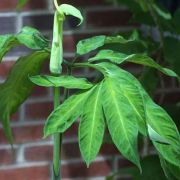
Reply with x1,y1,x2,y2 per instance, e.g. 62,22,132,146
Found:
0,26,49,62
30,75,93,89
102,76,141,170
44,89,92,137
0,51,49,143
89,50,128,63
59,4,83,25
77,36,106,55
50,12,63,74
90,50,179,79
16,26,49,50
79,83,105,166
76,34,143,55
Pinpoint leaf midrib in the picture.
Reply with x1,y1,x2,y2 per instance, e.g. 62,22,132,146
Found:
87,84,102,163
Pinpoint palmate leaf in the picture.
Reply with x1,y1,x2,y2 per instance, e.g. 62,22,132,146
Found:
0,26,49,62
16,0,29,10
95,62,180,168
79,83,105,166
44,89,92,137
0,51,49,143
102,76,141,170
90,50,179,79
30,75,93,89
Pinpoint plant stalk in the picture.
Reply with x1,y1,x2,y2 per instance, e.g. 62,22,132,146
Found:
53,87,62,180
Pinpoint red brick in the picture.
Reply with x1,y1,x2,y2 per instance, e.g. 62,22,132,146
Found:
25,101,53,120
62,160,113,178
30,86,49,98
0,124,45,144
100,143,119,155
11,111,20,121
0,148,16,165
24,142,81,161
86,10,132,28
118,158,133,169
0,165,50,180
0,61,15,79
0,0,47,11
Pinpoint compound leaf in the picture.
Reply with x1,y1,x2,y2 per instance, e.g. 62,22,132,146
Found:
30,75,93,89
79,83,105,166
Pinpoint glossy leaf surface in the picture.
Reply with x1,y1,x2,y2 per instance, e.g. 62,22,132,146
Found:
30,75,93,89
44,90,92,137
79,84,105,166
102,76,141,169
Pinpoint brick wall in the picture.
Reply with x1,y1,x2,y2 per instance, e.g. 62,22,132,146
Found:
0,0,179,180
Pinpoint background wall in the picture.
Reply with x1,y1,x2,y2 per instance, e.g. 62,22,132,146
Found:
0,0,179,180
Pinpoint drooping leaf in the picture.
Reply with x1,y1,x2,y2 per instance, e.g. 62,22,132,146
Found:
0,51,49,143
102,76,141,170
77,35,106,55
30,75,93,89
44,89,92,137
0,26,49,62
58,4,83,25
90,50,179,79
79,83,105,166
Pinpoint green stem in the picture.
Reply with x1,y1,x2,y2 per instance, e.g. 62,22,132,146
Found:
53,87,62,180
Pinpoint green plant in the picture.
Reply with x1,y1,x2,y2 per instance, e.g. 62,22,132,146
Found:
0,0,180,180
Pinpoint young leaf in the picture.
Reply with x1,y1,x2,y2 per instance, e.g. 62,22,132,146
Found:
59,4,83,25
30,75,93,89
0,51,49,143
77,35,106,55
44,89,92,137
90,50,179,79
79,83,105,166
102,76,141,170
